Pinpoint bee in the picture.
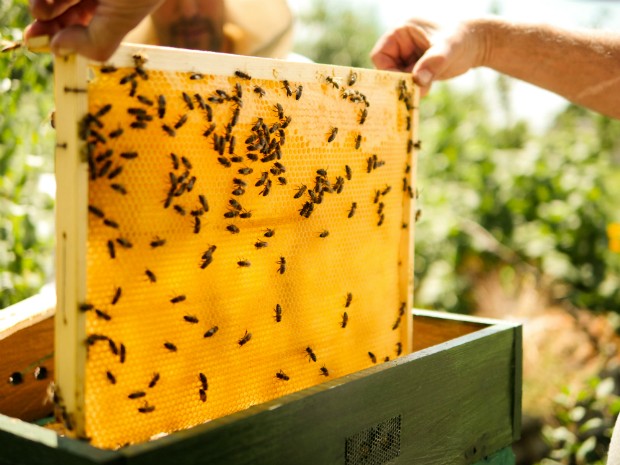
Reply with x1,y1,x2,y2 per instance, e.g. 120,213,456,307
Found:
252,117,264,132
137,95,154,107
181,92,194,111
281,80,293,97
274,304,282,322
377,214,385,226
368,352,377,364
232,187,245,196
79,302,94,312
199,372,208,391
111,287,122,305
406,115,411,131
150,237,166,248
204,326,219,338
128,391,146,399
149,373,160,388
162,124,176,137
253,85,266,98
164,342,177,352
199,389,207,402
237,259,251,268
120,151,138,160
95,309,112,321
235,70,252,80
327,127,338,143
392,316,401,330
398,303,407,320
319,230,329,238
358,108,368,125
138,403,155,413
120,343,126,363
255,240,268,249
173,205,186,216
274,103,284,119
170,295,186,304
264,229,275,238
101,64,117,74
228,198,242,210
319,365,329,377
276,370,289,381
107,240,116,259
119,72,137,85
109,128,124,139
299,201,314,218
88,205,105,218
295,85,303,100
334,176,345,194
415,209,422,222
240,209,252,219
183,315,199,324
280,115,292,128
202,123,216,138
276,256,286,274
108,339,119,355
305,346,317,363
396,342,403,356
341,311,349,328
115,237,132,248
325,76,339,89
190,73,203,80
277,176,287,186
157,95,166,118
238,167,253,175
293,184,307,199
106,371,116,384
348,202,357,218
227,224,240,234
228,136,237,155
246,153,258,162
231,108,240,128
348,70,357,86
193,216,201,234
413,140,422,149
381,185,392,196
218,156,231,168
378,202,385,215
238,330,252,346
260,179,272,196
107,165,123,180
345,293,353,308
174,114,188,130
97,160,112,178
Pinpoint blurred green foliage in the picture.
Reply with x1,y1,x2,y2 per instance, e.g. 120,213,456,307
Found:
540,373,620,464
415,85,620,313
293,0,381,68
0,0,55,308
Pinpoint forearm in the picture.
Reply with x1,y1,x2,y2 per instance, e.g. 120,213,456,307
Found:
474,18,620,118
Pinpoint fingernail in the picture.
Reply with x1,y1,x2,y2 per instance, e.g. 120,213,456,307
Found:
416,69,433,86
56,47,75,57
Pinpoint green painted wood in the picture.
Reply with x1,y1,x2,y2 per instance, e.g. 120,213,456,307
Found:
472,447,515,465
119,322,520,465
0,313,522,465
0,423,122,465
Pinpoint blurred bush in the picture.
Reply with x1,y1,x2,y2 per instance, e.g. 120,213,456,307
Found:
0,0,55,308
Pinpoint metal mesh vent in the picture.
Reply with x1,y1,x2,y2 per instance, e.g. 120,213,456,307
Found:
345,415,401,465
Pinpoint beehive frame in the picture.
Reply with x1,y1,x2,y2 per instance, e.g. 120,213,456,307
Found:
53,44,418,448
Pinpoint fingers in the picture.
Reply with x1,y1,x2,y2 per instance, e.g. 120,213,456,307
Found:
371,24,429,72
29,0,83,21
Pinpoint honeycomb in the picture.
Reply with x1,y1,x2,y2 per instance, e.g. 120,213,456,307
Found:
54,45,418,449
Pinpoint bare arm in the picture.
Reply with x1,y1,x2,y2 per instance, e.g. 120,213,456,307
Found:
371,17,620,119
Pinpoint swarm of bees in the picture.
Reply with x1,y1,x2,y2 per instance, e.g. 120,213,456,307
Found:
58,47,418,448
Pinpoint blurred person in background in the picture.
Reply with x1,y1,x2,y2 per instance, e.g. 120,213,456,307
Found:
25,0,294,60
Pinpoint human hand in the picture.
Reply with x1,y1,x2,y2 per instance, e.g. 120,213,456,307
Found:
25,0,163,61
370,18,488,96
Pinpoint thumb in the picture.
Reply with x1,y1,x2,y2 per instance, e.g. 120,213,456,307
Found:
51,24,123,61
411,41,451,90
